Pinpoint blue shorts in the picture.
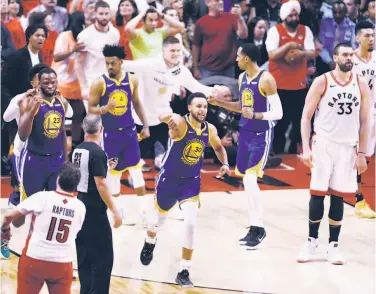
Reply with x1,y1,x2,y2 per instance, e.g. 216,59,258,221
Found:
235,128,274,178
103,125,141,174
155,172,201,213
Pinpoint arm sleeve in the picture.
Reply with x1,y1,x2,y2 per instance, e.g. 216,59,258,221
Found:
90,149,108,177
304,27,315,51
178,66,213,97
3,94,22,122
65,101,74,118
17,192,46,215
265,26,279,52
261,93,283,121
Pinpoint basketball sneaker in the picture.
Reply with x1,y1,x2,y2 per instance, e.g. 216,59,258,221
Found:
239,226,255,245
245,227,266,249
355,199,376,219
176,269,194,288
326,242,345,265
296,237,319,263
140,241,156,265
1,239,10,259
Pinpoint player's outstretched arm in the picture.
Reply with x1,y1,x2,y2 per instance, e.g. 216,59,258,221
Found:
88,78,106,115
3,92,29,122
300,74,326,167
208,123,230,177
158,112,187,139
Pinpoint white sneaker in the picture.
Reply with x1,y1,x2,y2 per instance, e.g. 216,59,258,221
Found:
326,242,345,265
297,237,319,263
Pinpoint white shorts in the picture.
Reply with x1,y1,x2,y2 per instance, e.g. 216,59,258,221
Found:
310,135,357,197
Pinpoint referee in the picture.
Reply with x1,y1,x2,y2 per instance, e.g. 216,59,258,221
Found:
72,114,122,293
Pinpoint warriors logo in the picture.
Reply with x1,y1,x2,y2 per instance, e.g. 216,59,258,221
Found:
44,110,62,138
182,139,205,165
242,89,254,108
109,90,128,116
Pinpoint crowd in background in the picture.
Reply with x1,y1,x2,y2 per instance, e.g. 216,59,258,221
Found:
1,0,375,175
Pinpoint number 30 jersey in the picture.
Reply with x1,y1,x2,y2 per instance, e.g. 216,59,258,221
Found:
314,71,361,146
18,191,86,263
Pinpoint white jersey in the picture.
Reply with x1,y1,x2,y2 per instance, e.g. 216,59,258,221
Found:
314,71,361,146
353,50,376,107
122,57,213,126
17,191,86,263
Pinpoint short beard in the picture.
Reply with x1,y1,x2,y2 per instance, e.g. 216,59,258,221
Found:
191,112,206,123
286,21,298,29
338,63,353,72
40,87,55,98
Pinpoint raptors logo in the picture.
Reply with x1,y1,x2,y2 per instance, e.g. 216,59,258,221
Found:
109,90,128,116
242,89,254,108
44,110,62,138
182,139,205,165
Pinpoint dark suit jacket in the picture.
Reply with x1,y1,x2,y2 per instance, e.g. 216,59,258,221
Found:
1,46,42,106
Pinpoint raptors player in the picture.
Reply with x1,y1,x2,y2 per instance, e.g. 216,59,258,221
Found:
297,43,371,265
0,163,86,294
352,21,376,218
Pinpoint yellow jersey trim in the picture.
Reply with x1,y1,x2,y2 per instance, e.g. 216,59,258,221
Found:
101,77,106,97
185,115,207,136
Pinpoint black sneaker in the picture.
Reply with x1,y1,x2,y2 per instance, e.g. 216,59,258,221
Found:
239,226,257,245
245,227,266,250
140,241,156,265
175,269,194,288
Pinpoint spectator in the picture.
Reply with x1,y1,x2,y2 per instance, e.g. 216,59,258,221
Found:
126,7,184,60
254,0,282,28
166,0,184,20
1,0,26,49
8,0,28,31
1,26,16,62
238,0,255,24
75,1,120,105
345,0,367,23
266,0,315,154
113,0,139,60
52,12,86,155
320,0,336,19
362,0,375,23
1,23,47,158
246,16,268,66
192,0,248,80
299,0,323,36
29,12,58,66
319,0,356,70
27,0,68,33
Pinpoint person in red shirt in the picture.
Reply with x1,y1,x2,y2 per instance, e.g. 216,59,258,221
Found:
192,0,248,80
1,0,26,49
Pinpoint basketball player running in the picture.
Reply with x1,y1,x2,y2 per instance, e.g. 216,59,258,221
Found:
352,21,376,218
297,43,371,265
208,43,283,249
88,45,150,224
0,162,86,294
17,68,70,226
140,92,230,287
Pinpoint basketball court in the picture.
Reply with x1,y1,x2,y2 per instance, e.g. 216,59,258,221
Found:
1,155,375,294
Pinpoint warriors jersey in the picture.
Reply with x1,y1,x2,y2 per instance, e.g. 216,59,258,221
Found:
26,96,65,155
353,50,376,106
18,191,86,263
99,72,134,130
238,71,276,132
160,115,209,178
314,71,361,146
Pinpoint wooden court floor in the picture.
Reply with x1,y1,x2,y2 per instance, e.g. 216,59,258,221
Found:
1,155,375,294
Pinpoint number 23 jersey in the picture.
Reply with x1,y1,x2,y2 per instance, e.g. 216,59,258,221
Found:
314,71,361,146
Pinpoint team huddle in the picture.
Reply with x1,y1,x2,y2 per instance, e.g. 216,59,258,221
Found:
0,20,375,293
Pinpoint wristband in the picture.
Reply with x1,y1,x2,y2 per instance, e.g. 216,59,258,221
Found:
358,152,366,156
252,112,256,119
222,163,229,168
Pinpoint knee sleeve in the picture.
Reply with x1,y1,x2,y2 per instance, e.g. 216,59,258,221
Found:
243,172,258,191
328,195,344,221
357,172,361,184
181,201,199,250
148,208,167,233
309,195,325,221
129,168,145,189
107,173,121,196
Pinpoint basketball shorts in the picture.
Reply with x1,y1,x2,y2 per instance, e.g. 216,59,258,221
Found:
17,254,72,294
20,150,64,201
102,125,141,174
310,135,357,197
235,128,274,178
155,172,201,213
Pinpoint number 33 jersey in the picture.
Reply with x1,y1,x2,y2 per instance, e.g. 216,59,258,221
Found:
18,191,86,263
314,71,361,146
